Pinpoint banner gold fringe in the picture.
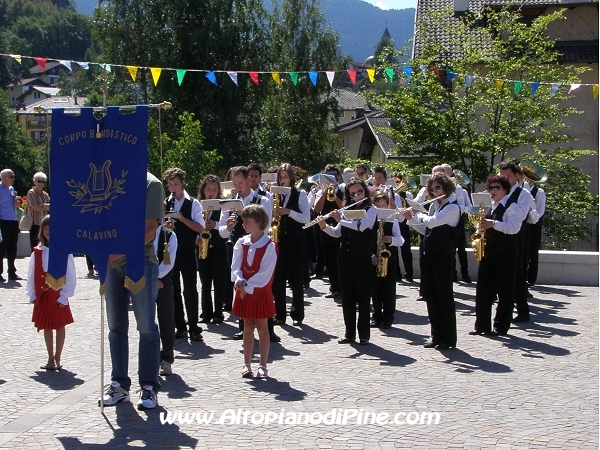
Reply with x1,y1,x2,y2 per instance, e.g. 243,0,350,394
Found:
99,282,106,296
125,276,146,294
45,273,66,290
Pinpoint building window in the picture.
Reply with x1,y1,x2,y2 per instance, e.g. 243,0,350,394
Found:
338,110,345,118
33,114,46,123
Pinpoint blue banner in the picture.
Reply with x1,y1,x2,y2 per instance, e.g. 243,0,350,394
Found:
49,106,149,292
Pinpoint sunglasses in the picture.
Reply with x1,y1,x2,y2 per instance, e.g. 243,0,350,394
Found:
429,185,442,193
350,189,364,198
36,180,46,184
488,185,502,191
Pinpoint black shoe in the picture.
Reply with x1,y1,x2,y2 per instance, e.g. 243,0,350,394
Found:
175,329,188,339
468,329,485,335
8,274,22,281
190,331,204,342
491,328,508,336
359,339,369,345
232,331,244,340
406,277,414,283
462,274,472,283
423,340,437,348
380,322,392,330
513,315,530,323
212,317,224,324
370,319,382,328
0,275,5,283
222,304,232,312
338,337,355,344
292,320,302,326
416,296,426,302
453,272,458,283
199,317,211,324
526,290,534,298
435,343,453,350
270,333,281,343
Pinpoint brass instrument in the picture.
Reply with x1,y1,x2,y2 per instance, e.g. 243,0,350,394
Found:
269,193,280,243
468,205,486,262
453,169,470,187
376,218,391,278
394,175,417,194
199,208,212,259
326,185,336,202
520,160,547,185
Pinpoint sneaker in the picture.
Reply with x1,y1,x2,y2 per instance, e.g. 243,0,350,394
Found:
137,385,158,409
160,361,172,376
99,381,130,406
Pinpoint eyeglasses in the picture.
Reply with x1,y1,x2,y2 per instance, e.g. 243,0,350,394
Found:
488,185,502,191
429,185,442,193
36,180,46,184
350,189,364,198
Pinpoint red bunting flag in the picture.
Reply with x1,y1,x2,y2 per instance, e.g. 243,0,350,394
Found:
249,72,259,86
34,57,47,71
347,70,357,85
432,66,442,82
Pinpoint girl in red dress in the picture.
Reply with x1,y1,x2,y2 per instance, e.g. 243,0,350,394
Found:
231,205,277,378
25,216,76,370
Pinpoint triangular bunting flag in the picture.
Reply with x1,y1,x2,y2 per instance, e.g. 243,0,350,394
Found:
446,71,456,85
227,71,238,86
495,80,504,92
385,68,394,83
176,69,186,86
514,81,523,96
432,66,441,82
403,66,412,82
568,83,580,94
366,69,375,83
326,71,335,87
34,57,47,71
308,71,318,87
593,85,599,101
99,64,112,73
531,82,540,97
206,71,217,86
249,72,259,86
75,61,89,70
59,60,72,71
150,68,162,86
465,75,475,88
10,54,21,64
419,65,427,76
550,83,560,98
289,72,299,86
347,70,357,85
127,66,138,82
272,72,281,85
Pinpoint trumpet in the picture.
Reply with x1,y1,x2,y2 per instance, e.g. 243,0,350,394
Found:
269,193,280,243
303,197,368,229
468,205,486,262
199,208,212,259
326,185,336,202
394,175,417,194
376,218,391,278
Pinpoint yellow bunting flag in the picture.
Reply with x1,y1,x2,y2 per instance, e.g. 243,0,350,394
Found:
593,85,599,101
496,80,504,92
127,66,138,82
366,69,375,83
10,54,21,64
150,68,162,86
272,72,281,85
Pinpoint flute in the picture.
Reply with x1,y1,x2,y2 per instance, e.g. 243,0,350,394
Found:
397,194,447,215
303,197,368,229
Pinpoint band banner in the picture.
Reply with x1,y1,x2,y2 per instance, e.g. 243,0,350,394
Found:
48,106,149,292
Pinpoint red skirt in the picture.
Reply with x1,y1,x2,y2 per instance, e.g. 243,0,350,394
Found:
32,291,74,331
232,286,275,320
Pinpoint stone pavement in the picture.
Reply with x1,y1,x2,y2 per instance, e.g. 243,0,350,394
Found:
0,255,597,449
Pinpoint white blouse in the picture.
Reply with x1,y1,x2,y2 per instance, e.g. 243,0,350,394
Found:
231,233,277,295
25,245,76,305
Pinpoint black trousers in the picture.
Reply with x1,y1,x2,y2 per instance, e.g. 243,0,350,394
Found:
156,275,175,364
398,222,413,279
321,232,341,293
514,227,530,317
273,238,307,322
527,221,543,285
474,251,518,334
198,245,228,320
172,250,201,333
0,220,19,276
455,216,469,275
29,224,40,252
420,253,456,347
338,251,372,341
225,245,235,311
372,248,398,324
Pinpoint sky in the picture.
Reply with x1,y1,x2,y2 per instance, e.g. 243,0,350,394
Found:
363,0,417,10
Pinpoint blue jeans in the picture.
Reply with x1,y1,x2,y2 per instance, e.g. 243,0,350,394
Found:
105,258,160,392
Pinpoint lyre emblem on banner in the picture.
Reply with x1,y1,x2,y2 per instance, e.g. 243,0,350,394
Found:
66,160,128,213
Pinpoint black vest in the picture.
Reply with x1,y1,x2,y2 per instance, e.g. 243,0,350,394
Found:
321,188,344,226
166,195,197,254
208,209,226,249
157,227,174,278
420,200,459,257
484,201,518,257
507,186,528,235
339,206,376,258
230,193,264,244
372,220,399,259
279,188,304,243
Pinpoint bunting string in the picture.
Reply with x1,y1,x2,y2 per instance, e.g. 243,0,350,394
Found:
2,52,598,99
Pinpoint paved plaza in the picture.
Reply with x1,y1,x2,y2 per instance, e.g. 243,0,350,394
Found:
0,255,597,449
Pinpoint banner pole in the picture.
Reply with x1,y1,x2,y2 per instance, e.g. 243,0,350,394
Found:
100,292,105,413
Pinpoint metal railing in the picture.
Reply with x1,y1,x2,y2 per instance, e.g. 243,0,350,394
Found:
541,210,599,252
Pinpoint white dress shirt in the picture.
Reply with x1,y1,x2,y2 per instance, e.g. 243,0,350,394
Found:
509,183,539,224
218,191,272,238
281,190,310,224
231,233,277,295
408,194,460,236
167,190,206,227
490,195,523,235
322,205,378,237
154,226,178,279
25,246,76,305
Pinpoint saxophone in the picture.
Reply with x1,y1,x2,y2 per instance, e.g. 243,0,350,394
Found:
269,194,280,243
468,205,486,262
376,219,391,278
199,208,212,259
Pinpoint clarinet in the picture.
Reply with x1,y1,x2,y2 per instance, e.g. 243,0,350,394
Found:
226,193,240,247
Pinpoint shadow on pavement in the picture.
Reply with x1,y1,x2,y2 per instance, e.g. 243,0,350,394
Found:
246,377,307,402
30,369,85,390
348,342,417,367
280,323,337,345
438,348,512,373
159,373,197,399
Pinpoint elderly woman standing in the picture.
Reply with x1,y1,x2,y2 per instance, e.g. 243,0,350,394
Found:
26,172,50,251
402,173,460,350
